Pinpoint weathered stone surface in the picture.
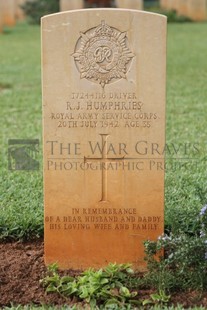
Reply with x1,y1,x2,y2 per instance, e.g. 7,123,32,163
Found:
60,0,84,11
42,9,166,270
116,0,143,10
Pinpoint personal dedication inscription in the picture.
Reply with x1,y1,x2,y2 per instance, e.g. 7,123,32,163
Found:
42,9,167,270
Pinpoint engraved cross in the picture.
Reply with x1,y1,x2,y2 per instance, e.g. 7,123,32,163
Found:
84,134,125,202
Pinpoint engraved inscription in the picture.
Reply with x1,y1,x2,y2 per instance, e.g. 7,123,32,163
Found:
45,210,162,231
48,92,159,129
73,21,134,89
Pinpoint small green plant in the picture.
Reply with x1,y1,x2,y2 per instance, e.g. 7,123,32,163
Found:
143,289,170,306
41,263,140,308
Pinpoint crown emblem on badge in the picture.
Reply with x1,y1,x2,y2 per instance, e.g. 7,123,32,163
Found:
73,21,134,89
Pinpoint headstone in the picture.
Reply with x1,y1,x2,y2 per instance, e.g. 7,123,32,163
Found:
187,0,206,21
42,9,166,270
163,0,174,10
171,0,179,12
0,1,3,32
60,0,84,11
115,0,143,10
160,0,168,10
177,0,188,16
1,0,16,27
15,0,26,21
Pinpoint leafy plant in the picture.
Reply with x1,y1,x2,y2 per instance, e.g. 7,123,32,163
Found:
41,263,140,308
143,289,170,306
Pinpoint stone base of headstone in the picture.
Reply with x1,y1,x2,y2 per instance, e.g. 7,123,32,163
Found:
115,0,143,10
60,0,84,11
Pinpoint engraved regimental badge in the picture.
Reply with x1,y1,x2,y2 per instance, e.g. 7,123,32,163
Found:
73,21,134,89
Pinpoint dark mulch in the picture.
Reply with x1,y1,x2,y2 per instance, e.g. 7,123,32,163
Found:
0,241,207,308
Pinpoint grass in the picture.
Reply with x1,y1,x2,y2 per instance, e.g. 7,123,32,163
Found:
165,23,207,233
0,21,207,241
0,23,43,240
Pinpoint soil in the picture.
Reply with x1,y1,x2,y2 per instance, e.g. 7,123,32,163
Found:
0,240,207,308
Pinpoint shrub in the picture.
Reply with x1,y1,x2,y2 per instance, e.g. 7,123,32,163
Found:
163,10,192,23
21,0,59,24
144,232,207,292
200,205,207,238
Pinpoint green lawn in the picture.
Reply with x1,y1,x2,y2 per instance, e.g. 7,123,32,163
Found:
0,23,43,240
0,21,207,240
165,22,207,233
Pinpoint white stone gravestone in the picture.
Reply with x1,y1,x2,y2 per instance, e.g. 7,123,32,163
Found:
60,0,84,11
42,9,166,270
116,0,143,10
